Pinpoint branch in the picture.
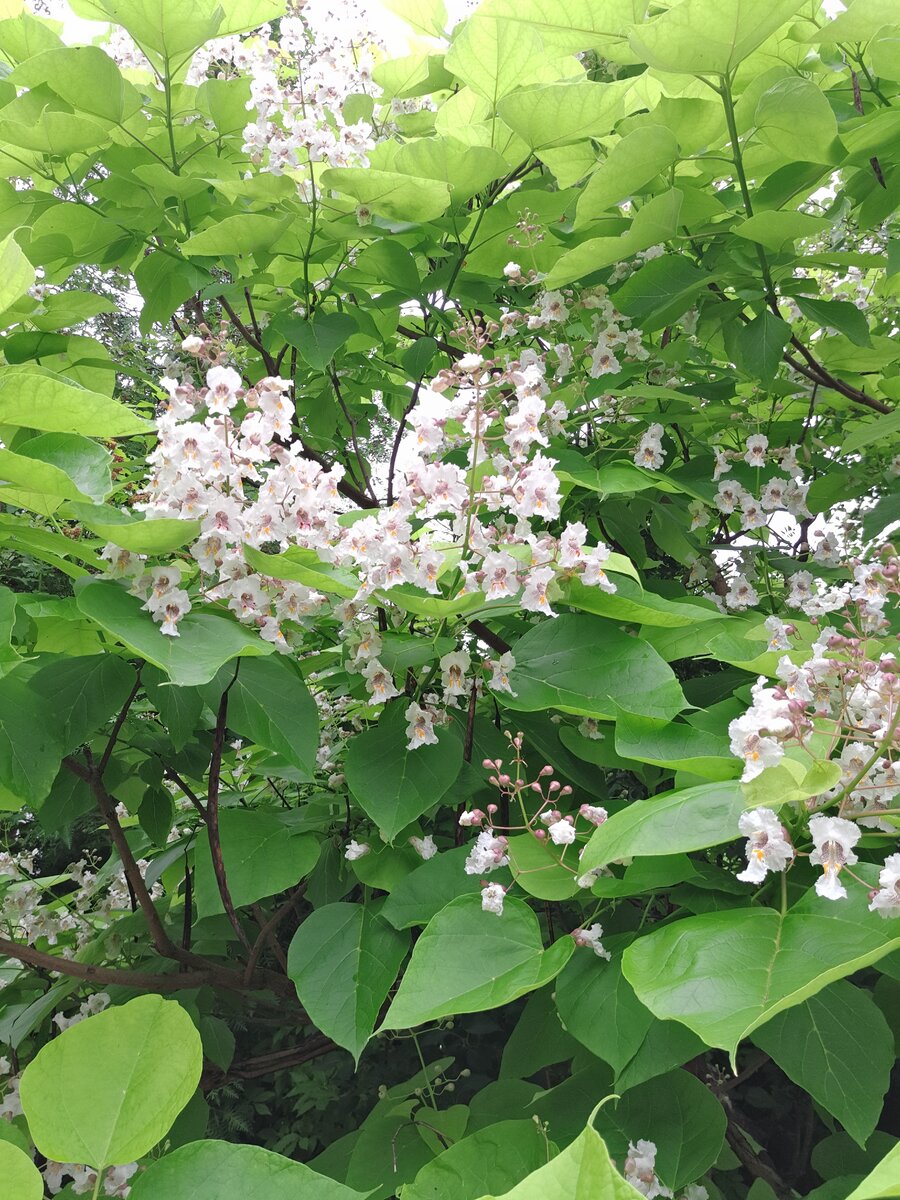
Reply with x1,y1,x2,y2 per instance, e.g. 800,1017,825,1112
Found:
98,669,142,775
468,619,511,655
207,665,254,955
220,295,277,375
330,368,378,504
0,936,226,994
162,764,208,822
65,756,179,959
201,1035,336,1090
387,380,421,506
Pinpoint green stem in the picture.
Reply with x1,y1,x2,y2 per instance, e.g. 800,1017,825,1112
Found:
411,1030,438,1110
91,1169,104,1200
719,75,776,304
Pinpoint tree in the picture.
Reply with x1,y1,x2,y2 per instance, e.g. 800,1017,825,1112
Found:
0,0,898,1196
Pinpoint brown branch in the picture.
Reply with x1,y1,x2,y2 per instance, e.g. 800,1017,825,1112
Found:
201,1036,336,1090
207,665,254,955
163,765,208,822
725,1120,793,1200
98,669,142,775
65,756,179,959
387,380,421,506
397,324,462,362
468,619,511,655
0,936,225,994
244,889,304,986
330,368,378,504
220,295,277,375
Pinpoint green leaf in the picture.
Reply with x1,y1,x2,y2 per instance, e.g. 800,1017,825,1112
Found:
614,254,708,331
628,0,807,75
845,1143,900,1200
556,951,653,1073
810,0,897,44
0,445,94,503
560,575,719,628
344,701,463,842
751,981,893,1147
405,1120,549,1200
0,671,66,805
383,0,448,38
576,126,679,224
210,657,319,775
504,614,685,722
579,782,751,874
734,210,832,252
393,137,508,199
274,311,358,371
67,0,285,61
242,544,359,598
476,1114,644,1200
135,253,210,335
381,845,504,929
30,653,135,755
614,714,737,780
7,45,141,122
287,902,409,1062
507,832,579,900
840,408,900,455
194,808,320,915
623,868,900,1062
382,895,574,1029
0,1141,43,1200
754,77,840,165
0,371,150,436
75,580,274,687
143,668,204,753
181,214,291,257
592,1070,726,1191
130,1139,368,1200
497,80,632,150
475,0,642,57
795,295,872,348
18,433,111,504
20,995,202,1169
737,311,792,385
0,233,34,316
545,189,683,288
319,167,451,223
445,15,547,107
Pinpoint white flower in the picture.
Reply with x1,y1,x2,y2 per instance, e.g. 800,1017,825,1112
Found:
361,659,400,702
464,830,509,875
487,652,516,695
405,702,439,750
547,818,576,846
521,566,555,616
457,353,484,372
809,814,860,901
503,261,522,279
868,854,900,918
344,840,370,861
573,923,610,960
728,716,785,782
579,804,608,827
736,808,794,884
725,575,759,611
205,365,242,414
744,433,768,467
634,423,665,470
409,835,438,861
440,650,470,698
481,882,506,915
764,616,792,652
624,1140,673,1199
458,809,484,827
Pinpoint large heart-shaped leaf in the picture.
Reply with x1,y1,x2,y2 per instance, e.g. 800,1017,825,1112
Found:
382,895,574,1029
129,1139,368,1200
578,782,747,873
476,1114,644,1200
503,614,685,723
0,1141,43,1200
75,580,274,687
344,701,463,842
0,370,149,436
623,869,900,1063
288,903,410,1062
20,995,202,1168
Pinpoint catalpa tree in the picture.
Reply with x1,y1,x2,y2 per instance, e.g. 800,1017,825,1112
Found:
0,0,898,1197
